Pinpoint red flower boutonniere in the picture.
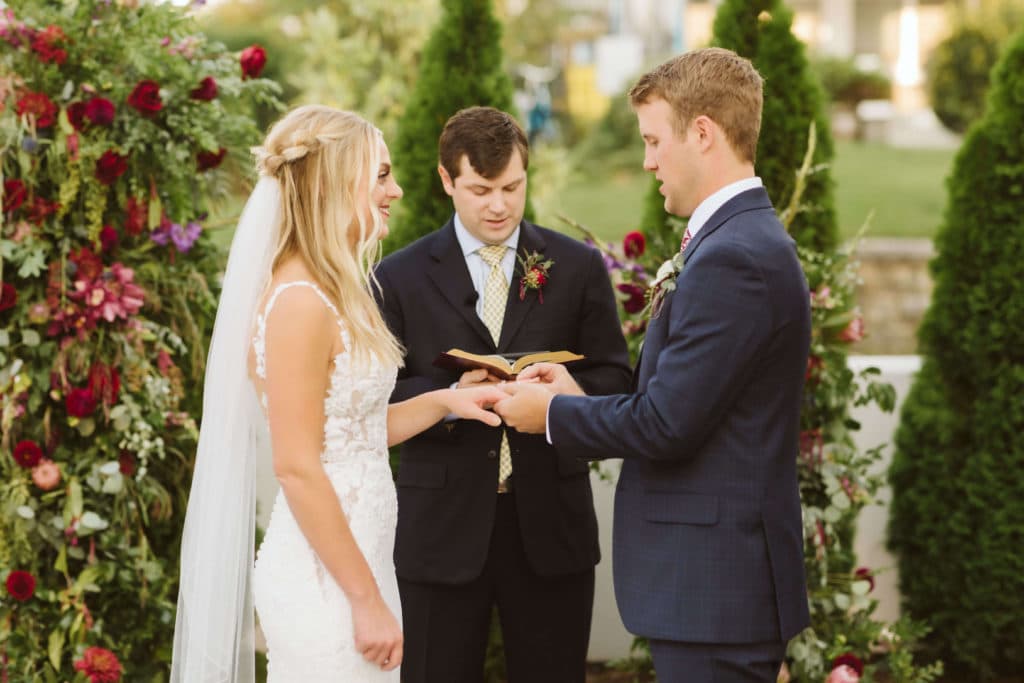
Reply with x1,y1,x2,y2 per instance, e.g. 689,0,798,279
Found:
516,250,553,303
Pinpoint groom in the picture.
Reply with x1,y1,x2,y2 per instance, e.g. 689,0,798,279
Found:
496,48,812,681
374,107,630,682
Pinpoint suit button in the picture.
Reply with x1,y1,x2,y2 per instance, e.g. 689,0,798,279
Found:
487,449,497,459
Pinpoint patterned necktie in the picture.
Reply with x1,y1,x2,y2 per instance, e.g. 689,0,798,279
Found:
478,245,513,490
679,227,693,253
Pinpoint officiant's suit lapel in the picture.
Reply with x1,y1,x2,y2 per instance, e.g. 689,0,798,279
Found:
427,219,495,349
497,221,546,352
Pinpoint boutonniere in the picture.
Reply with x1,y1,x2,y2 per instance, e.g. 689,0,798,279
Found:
516,250,554,303
646,251,685,319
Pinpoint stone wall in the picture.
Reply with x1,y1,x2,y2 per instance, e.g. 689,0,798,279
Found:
852,238,935,354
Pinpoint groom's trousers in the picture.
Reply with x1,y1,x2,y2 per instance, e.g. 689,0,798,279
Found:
398,491,595,683
649,639,786,683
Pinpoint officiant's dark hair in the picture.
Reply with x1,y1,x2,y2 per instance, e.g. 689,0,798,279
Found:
439,107,529,181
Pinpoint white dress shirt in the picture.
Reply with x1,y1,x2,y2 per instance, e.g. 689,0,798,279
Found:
453,214,519,319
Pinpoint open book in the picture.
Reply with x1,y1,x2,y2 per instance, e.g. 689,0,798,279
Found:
432,348,585,381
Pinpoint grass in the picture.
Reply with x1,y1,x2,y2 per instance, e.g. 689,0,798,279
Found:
553,141,956,244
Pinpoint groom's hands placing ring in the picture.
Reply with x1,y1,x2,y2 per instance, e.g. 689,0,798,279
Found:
515,362,585,396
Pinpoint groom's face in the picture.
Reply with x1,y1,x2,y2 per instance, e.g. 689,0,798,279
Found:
636,97,702,218
439,149,527,245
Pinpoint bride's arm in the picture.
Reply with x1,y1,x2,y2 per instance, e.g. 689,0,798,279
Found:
263,289,400,670
386,386,504,447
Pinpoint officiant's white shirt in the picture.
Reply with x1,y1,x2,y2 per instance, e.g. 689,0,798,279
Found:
454,213,519,319
543,176,764,443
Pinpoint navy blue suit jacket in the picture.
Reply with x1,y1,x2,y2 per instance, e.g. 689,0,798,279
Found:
549,188,811,644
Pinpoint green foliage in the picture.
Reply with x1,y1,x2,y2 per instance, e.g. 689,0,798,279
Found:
573,89,643,175
889,26,1024,680
926,25,1000,134
0,1,279,678
711,0,838,252
387,0,518,254
812,56,891,106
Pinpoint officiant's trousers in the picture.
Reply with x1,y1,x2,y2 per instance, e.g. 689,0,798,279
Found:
398,491,595,683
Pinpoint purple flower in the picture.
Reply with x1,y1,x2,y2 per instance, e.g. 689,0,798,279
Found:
151,219,201,253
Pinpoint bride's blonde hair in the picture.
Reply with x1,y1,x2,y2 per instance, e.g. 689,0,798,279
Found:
254,105,403,367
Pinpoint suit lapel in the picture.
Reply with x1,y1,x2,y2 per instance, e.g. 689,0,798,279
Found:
427,220,495,349
684,187,774,263
498,222,547,352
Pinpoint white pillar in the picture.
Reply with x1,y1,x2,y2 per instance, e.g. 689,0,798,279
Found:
818,0,856,57
893,0,925,110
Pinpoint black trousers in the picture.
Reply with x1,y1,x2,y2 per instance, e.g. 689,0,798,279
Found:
398,492,595,683
649,639,786,683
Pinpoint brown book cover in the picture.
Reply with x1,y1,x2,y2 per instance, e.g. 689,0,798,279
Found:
432,348,585,381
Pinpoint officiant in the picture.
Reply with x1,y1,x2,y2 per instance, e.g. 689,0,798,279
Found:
374,106,630,683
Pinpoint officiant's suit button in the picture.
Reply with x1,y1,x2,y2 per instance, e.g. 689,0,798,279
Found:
487,449,497,459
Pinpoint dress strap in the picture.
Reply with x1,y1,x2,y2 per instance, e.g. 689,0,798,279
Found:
253,281,344,380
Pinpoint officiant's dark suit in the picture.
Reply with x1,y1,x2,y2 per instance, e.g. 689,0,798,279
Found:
374,107,630,683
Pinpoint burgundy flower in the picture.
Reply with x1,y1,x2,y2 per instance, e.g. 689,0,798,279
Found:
99,225,119,252
616,282,646,314
16,91,57,128
70,246,104,281
0,282,17,312
65,386,97,418
196,147,227,171
95,150,128,185
5,570,36,602
854,567,875,593
239,44,267,79
124,196,147,236
26,196,59,225
127,79,162,116
67,101,87,130
73,646,123,683
119,451,136,476
832,653,864,676
190,76,218,101
88,362,121,406
622,231,646,259
3,179,27,212
31,24,67,65
13,440,43,468
84,97,115,126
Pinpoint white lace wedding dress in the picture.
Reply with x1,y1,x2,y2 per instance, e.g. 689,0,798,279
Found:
250,281,401,682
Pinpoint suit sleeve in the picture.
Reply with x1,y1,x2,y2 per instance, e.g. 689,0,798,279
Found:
549,241,771,462
568,247,633,397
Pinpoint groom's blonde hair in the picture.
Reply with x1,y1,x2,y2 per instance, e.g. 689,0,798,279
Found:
254,105,403,367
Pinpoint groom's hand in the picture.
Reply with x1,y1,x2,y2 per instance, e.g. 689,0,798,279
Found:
516,363,585,396
493,382,552,434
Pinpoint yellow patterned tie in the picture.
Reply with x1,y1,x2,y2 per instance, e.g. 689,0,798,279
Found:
478,245,513,490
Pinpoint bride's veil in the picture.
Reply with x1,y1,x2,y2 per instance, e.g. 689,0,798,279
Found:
171,176,280,682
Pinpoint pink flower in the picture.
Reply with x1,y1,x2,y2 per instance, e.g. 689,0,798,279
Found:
622,231,646,259
827,664,861,683
73,646,123,683
838,316,864,343
32,458,61,490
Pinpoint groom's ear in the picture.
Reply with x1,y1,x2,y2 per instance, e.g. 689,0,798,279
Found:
438,163,456,197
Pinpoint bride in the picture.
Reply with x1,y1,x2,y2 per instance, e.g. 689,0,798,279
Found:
170,105,506,682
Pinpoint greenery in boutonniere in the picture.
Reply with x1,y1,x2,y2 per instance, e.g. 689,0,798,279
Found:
516,250,553,303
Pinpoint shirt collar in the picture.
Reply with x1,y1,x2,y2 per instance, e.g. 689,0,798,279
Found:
453,213,520,256
688,177,763,238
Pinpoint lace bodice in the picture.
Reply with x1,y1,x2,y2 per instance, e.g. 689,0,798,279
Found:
252,280,397,465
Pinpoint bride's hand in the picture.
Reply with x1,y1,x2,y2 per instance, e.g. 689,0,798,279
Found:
351,593,403,671
445,386,506,426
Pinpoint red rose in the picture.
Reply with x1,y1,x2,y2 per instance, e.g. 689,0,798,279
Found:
3,179,26,213
27,196,59,225
531,267,547,286
197,147,227,171
239,44,267,79
31,24,67,65
73,646,123,683
832,653,864,677
190,76,218,101
124,196,147,236
88,363,120,406
99,225,119,252
65,386,97,418
5,570,36,602
119,451,136,476
67,101,87,130
95,150,128,185
0,282,17,312
854,567,875,593
616,282,646,314
127,80,162,116
13,440,43,468
16,91,58,128
623,231,646,259
84,97,115,126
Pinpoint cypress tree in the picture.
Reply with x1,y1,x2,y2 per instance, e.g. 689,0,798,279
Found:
711,0,839,251
888,27,1024,679
387,0,517,254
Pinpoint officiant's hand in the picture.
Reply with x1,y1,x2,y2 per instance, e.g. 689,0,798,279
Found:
515,362,585,396
493,382,552,434
457,368,504,387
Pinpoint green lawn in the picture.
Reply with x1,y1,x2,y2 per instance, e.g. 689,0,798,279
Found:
553,141,956,243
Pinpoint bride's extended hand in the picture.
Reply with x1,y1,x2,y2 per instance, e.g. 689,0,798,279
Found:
351,592,403,671
445,385,507,426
